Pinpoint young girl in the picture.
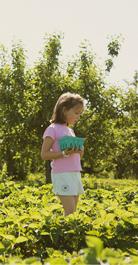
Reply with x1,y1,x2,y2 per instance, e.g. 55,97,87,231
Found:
41,92,85,216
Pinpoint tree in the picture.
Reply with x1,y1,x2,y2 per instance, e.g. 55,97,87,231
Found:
0,34,137,180
105,35,122,72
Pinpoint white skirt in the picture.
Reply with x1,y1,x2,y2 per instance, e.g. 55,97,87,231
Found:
51,172,84,196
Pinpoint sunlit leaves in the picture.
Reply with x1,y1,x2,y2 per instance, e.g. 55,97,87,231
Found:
0,175,138,264
0,34,137,180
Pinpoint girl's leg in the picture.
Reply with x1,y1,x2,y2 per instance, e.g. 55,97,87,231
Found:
74,195,79,211
58,195,76,216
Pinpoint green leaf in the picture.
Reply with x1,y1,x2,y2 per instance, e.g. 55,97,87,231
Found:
86,236,103,257
28,223,40,229
87,230,100,237
29,211,42,220
40,231,50,235
131,218,138,225
15,236,28,243
24,257,42,264
0,242,4,249
0,233,15,241
47,257,67,265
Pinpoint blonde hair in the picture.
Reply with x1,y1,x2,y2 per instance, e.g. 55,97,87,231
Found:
50,92,84,124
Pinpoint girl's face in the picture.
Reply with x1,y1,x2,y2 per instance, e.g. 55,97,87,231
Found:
64,104,84,125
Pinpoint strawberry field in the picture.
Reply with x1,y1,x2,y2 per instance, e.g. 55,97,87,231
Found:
0,174,138,265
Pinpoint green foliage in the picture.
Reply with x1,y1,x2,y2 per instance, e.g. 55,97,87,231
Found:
0,33,137,180
105,35,122,72
0,174,138,264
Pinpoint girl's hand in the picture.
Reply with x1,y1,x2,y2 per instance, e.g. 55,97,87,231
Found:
64,147,84,157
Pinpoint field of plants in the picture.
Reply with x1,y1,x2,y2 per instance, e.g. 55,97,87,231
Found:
0,173,138,265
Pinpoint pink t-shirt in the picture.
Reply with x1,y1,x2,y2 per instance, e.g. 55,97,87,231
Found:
43,123,82,173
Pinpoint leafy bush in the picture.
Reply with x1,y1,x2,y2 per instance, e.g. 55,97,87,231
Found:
0,34,137,180
0,174,138,264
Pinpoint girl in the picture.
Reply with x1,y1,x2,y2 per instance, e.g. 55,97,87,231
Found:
41,92,85,216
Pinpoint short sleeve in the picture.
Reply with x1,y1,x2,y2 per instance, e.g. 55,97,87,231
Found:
43,126,56,140
70,128,75,136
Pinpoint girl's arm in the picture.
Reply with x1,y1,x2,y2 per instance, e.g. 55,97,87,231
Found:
80,147,84,159
41,137,84,160
41,137,64,160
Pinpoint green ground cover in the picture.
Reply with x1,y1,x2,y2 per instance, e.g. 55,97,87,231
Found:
0,174,138,264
